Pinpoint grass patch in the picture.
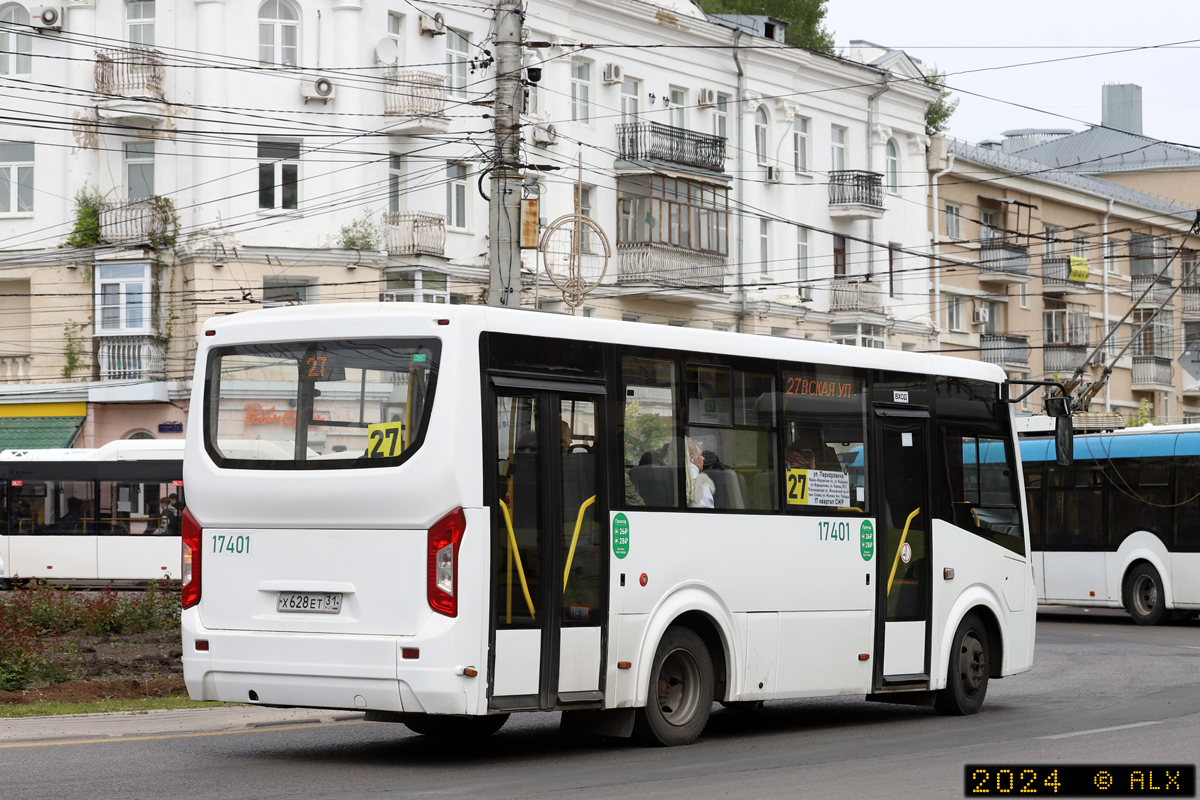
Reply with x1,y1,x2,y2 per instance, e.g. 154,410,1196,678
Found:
0,697,237,718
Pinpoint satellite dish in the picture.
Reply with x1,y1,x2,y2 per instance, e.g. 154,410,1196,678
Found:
375,38,399,65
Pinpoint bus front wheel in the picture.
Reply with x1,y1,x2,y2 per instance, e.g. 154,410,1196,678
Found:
633,627,713,746
1125,564,1167,626
934,613,989,716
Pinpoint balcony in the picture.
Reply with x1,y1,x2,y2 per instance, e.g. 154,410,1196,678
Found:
615,122,725,172
1131,275,1174,305
1042,256,1089,294
385,211,446,257
1043,343,1088,373
977,241,1030,284
1131,355,1174,390
97,335,164,381
0,354,32,383
829,277,885,314
980,334,1029,368
99,198,174,246
827,171,885,220
1183,286,1200,320
381,69,449,135
617,243,725,289
95,47,165,121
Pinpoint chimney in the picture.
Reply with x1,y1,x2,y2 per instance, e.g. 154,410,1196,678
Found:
1101,83,1142,135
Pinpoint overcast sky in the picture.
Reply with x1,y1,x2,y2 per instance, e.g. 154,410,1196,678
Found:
824,0,1199,148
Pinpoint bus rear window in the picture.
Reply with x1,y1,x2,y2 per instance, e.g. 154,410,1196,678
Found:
204,338,440,469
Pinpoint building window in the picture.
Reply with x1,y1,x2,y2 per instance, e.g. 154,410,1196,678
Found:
1043,299,1090,345
258,140,299,210
621,313,642,323
796,227,809,282
888,243,898,297
576,184,598,253
754,107,768,166
668,87,685,129
884,139,899,193
980,208,999,241
258,0,299,67
620,79,639,123
617,174,728,254
125,142,154,200
386,12,402,54
0,141,33,215
759,218,769,276
830,322,885,349
1043,225,1061,258
1074,231,1089,259
522,53,540,115
384,269,449,304
571,60,591,123
128,0,154,46
944,202,963,239
262,277,313,307
1106,321,1122,359
1106,239,1121,274
1130,233,1170,277
387,154,403,214
833,234,846,276
713,93,728,143
793,116,809,173
945,294,963,332
446,162,468,229
446,29,469,99
982,299,999,336
1132,309,1173,357
97,262,150,332
1019,281,1030,309
830,125,847,172
0,4,32,75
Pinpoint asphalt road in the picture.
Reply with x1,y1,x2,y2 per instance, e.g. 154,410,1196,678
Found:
3,607,1198,800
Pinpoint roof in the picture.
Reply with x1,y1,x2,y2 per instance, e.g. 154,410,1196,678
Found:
0,416,85,451
1009,126,1200,175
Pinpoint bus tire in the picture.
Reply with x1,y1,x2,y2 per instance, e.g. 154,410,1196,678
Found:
402,713,508,738
934,613,989,716
1125,563,1167,626
633,626,713,746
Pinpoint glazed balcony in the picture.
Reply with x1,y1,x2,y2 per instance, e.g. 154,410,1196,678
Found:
616,122,725,172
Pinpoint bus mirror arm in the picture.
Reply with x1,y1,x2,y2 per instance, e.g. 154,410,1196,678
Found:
1004,378,1073,466
1003,378,1069,411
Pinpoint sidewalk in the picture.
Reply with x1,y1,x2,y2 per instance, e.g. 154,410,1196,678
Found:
0,706,366,743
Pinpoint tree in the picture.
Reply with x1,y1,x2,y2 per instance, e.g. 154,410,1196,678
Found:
696,0,835,54
923,66,959,137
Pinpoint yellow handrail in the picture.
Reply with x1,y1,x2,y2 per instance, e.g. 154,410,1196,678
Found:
886,507,922,597
971,507,980,527
498,500,536,621
562,495,597,592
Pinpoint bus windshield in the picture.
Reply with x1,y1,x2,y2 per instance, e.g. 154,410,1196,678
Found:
204,338,441,469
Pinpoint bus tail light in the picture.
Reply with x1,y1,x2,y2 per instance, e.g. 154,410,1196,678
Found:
181,508,202,609
427,507,466,617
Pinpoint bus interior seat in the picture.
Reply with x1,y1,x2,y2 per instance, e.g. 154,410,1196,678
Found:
707,469,744,510
751,471,777,510
628,464,678,507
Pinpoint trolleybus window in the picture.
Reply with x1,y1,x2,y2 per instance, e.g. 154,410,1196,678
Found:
204,338,440,469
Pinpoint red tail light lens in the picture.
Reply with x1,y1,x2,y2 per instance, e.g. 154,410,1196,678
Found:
427,507,466,617
181,508,202,609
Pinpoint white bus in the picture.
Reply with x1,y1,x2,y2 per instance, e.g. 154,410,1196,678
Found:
181,304,1035,744
1021,424,1200,625
0,439,184,587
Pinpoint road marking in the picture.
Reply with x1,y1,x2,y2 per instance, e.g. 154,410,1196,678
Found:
1038,721,1161,740
1182,646,1200,650
0,720,366,749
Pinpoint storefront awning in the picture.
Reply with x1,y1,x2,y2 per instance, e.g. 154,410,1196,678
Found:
0,417,86,451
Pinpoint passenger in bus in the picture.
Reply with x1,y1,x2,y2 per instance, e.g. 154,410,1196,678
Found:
165,494,183,536
59,496,84,534
785,443,816,470
685,438,715,509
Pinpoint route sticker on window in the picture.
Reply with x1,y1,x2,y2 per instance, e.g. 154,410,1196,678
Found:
786,469,850,507
367,421,404,458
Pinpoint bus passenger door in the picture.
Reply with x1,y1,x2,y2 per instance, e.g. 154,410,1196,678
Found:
489,388,607,712
874,409,932,687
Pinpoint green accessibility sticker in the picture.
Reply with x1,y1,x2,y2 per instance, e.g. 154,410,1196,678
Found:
859,520,874,562
612,513,630,559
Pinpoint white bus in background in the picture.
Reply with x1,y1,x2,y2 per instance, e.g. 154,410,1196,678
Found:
181,304,1035,745
0,439,184,587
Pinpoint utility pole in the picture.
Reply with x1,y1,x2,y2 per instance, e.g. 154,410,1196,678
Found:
487,0,524,306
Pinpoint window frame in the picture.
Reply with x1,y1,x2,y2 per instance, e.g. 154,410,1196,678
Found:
792,116,809,173
830,125,847,172
258,0,299,67
446,28,469,100
0,3,33,76
796,227,809,283
754,107,769,167
387,153,403,214
257,139,300,211
127,0,155,47
570,59,591,124
95,261,152,334
125,141,155,200
944,201,963,240
445,161,469,230
884,138,899,193
0,141,33,216
262,276,315,307
616,174,729,255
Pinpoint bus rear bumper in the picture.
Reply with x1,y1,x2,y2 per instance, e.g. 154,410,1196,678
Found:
182,613,476,715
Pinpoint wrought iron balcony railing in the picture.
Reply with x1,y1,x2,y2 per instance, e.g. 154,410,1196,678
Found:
1132,355,1173,387
615,122,725,172
1183,285,1200,318
95,47,165,98
99,198,173,246
1043,256,1089,289
829,277,884,313
1043,343,1088,373
383,69,446,117
385,211,446,256
978,241,1029,277
617,243,725,288
1131,274,1174,305
97,335,164,381
980,334,1029,367
828,170,884,208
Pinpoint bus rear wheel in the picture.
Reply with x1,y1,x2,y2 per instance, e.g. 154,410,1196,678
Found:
633,627,713,746
934,613,989,716
402,713,508,738
1125,564,1167,626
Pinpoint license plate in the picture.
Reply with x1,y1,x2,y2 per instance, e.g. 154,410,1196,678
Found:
277,592,342,614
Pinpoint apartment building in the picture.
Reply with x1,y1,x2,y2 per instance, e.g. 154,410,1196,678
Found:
0,0,937,448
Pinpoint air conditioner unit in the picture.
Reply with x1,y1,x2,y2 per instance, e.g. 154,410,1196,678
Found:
972,306,990,325
765,165,781,183
532,123,558,146
697,87,718,108
301,78,336,103
419,12,445,36
30,6,64,29
799,285,813,302
602,63,624,85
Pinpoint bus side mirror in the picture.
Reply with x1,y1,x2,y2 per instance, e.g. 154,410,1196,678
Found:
1055,414,1073,467
1044,395,1070,417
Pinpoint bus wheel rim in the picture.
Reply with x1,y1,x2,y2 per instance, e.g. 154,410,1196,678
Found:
1133,575,1158,616
958,633,985,693
657,648,701,727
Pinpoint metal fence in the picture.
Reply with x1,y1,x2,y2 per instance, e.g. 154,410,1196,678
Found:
829,278,884,313
980,334,1029,367
828,170,883,208
385,211,446,256
383,69,446,117
615,122,725,172
978,241,1029,277
617,243,726,288
95,47,165,98
1043,344,1088,373
99,198,171,245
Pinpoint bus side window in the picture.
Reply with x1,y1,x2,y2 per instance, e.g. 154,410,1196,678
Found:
1177,456,1200,553
621,356,681,509
1023,461,1043,551
780,365,868,515
938,430,1024,554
